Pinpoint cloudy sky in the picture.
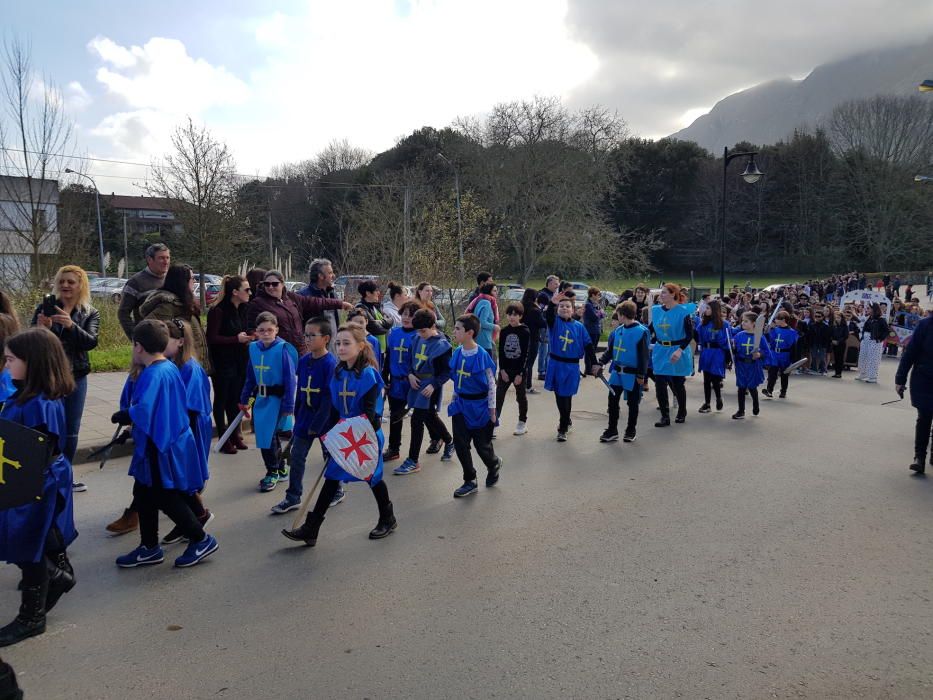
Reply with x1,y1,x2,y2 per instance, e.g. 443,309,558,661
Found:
4,0,932,194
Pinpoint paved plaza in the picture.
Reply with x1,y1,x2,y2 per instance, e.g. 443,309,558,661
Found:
4,356,932,698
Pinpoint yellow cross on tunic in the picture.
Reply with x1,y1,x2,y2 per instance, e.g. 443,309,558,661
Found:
392,340,409,364
456,358,471,390
0,437,23,485
657,316,672,336
414,344,429,370
774,336,784,351
300,375,320,407
338,376,356,415
254,358,271,386
613,343,626,365
741,336,756,356
559,329,575,353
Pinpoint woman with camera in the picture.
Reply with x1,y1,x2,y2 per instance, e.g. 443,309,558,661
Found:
31,265,100,492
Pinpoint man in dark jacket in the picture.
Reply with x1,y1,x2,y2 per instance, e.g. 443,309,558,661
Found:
300,258,341,351
117,243,170,339
896,314,933,474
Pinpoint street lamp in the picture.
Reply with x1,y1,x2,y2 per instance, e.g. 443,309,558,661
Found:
436,152,464,281
919,80,933,92
64,168,105,275
719,147,763,298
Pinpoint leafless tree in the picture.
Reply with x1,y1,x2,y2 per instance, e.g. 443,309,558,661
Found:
0,38,76,286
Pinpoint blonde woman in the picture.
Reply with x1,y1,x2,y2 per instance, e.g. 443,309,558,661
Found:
31,265,100,491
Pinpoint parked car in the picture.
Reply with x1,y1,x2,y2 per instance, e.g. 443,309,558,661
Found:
334,275,384,303
89,277,128,302
193,273,222,285
762,283,790,293
284,281,307,294
567,281,618,308
194,282,221,306
503,288,525,302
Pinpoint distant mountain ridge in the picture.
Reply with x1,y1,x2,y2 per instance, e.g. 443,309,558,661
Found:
671,38,933,152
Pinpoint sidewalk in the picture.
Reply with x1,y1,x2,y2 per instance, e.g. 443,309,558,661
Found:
76,372,130,464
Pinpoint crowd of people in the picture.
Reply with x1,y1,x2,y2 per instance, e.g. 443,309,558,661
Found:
0,247,929,656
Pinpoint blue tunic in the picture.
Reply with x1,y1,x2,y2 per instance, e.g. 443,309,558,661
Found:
180,358,212,484
766,326,799,370
407,334,451,410
651,304,694,377
127,360,204,492
324,366,385,485
732,330,772,389
696,321,731,377
448,346,495,430
605,323,649,392
386,326,417,400
240,338,298,449
544,316,591,397
0,370,13,403
0,393,76,563
367,334,382,371
294,352,337,438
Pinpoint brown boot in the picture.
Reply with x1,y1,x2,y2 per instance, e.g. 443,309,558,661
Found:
106,508,139,536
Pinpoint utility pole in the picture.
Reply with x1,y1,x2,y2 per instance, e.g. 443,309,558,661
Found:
268,206,273,266
123,211,128,275
403,185,411,285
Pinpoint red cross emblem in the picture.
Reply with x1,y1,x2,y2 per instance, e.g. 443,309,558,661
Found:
338,426,373,474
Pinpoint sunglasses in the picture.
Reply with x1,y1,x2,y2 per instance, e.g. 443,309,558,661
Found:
263,281,281,287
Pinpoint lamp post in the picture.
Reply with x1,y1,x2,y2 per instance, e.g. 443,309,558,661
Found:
718,147,763,298
64,169,105,275
436,152,464,281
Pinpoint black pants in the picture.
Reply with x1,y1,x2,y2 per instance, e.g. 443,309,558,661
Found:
387,395,408,452
555,395,573,432
14,524,67,590
766,367,789,394
135,440,204,548
915,409,933,459
211,370,245,446
655,375,686,418
408,408,451,461
261,434,283,472
607,385,641,433
737,387,759,413
702,372,723,405
312,478,391,520
451,414,498,482
496,374,528,423
832,344,845,376
526,336,539,390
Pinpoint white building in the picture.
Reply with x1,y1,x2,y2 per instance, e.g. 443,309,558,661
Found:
0,175,59,288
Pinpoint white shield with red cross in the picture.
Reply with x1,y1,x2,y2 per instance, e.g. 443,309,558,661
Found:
322,415,379,481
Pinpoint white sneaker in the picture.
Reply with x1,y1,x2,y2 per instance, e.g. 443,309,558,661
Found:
513,421,527,436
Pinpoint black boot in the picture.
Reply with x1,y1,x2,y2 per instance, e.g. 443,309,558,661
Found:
910,454,926,475
44,552,75,612
282,512,325,546
369,501,397,540
0,660,22,700
654,412,670,427
0,582,47,647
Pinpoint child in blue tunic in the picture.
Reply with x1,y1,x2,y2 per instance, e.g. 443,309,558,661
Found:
347,309,383,371
0,328,77,646
598,301,649,443
239,312,298,493
695,299,731,413
449,314,502,498
271,317,337,514
112,320,218,570
283,324,397,546
763,311,799,399
395,308,454,475
383,301,422,461
649,284,695,426
545,292,599,441
731,313,772,419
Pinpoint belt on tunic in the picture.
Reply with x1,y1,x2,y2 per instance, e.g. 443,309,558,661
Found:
702,342,720,349
549,353,580,363
737,358,756,364
415,372,433,379
612,365,640,374
458,391,486,400
257,384,285,398
658,338,686,347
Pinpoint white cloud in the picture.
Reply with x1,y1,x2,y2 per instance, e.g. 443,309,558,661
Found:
65,81,91,112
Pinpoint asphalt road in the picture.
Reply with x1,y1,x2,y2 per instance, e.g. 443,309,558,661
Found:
4,358,932,699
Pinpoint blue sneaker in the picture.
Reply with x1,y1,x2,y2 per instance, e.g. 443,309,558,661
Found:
116,544,164,568
259,472,278,492
174,534,219,568
453,481,478,498
393,458,421,476
270,497,300,514
440,441,455,462
329,488,346,507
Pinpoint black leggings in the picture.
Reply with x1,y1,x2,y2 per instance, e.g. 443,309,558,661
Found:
607,385,641,432
766,367,789,394
702,372,723,405
832,344,845,376
134,440,204,548
386,396,408,452
496,375,528,423
312,478,391,520
451,414,498,481
211,370,244,445
915,409,933,459
15,524,67,589
655,375,686,418
555,395,573,432
737,387,759,413
408,408,451,460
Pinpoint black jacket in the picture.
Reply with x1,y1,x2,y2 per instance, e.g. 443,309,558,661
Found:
31,302,100,379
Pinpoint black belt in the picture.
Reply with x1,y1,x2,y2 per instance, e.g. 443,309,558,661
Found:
256,384,285,398
612,365,640,374
658,338,686,347
458,391,486,400
702,342,721,349
549,353,579,363
737,358,756,364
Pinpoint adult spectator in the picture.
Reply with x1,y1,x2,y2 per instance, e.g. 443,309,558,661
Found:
299,259,340,344
31,265,99,492
247,269,348,355
355,279,393,355
415,282,446,330
896,312,933,475
856,303,888,384
466,272,494,304
469,281,499,364
535,275,560,380
245,268,267,303
206,275,252,454
140,264,212,374
117,243,170,339
521,288,546,394
583,287,604,349
382,281,408,329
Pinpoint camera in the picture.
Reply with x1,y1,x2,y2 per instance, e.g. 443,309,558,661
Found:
42,294,57,317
